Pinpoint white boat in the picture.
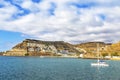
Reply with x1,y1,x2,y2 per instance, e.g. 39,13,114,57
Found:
91,60,109,67
91,43,109,67
40,56,44,58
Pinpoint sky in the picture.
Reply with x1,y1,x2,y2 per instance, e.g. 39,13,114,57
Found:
0,0,120,51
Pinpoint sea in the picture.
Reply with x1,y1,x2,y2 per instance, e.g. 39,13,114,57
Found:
0,56,120,80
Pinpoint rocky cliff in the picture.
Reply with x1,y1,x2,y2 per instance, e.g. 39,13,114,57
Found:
5,39,81,56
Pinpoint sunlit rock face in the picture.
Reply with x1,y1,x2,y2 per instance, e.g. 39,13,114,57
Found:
5,39,81,56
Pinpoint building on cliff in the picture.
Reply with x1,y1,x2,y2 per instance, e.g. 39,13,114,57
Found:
5,39,81,56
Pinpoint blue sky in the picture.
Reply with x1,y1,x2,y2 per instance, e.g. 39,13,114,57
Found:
0,0,120,51
0,30,27,51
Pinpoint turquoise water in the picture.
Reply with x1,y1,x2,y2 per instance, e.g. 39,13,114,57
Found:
0,56,120,80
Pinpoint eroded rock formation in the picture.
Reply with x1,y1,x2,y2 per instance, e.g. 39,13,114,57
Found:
5,39,81,56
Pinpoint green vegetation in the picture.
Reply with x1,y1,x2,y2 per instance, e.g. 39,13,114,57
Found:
25,53,29,56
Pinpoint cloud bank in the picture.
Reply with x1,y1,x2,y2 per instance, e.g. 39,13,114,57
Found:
0,0,120,43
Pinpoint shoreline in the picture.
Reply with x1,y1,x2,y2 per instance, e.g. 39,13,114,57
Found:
111,58,120,60
1,55,120,60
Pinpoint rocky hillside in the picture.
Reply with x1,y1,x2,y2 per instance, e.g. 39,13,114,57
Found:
101,41,120,56
75,42,111,57
0,52,4,56
5,39,81,56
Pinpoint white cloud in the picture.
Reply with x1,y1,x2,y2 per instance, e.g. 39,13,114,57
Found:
0,2,17,21
0,0,120,43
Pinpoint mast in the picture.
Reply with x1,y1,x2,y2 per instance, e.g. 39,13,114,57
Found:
97,43,100,62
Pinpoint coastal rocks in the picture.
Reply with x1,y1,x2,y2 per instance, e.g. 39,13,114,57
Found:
5,49,26,56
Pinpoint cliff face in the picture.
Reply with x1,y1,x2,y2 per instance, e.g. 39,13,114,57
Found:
5,39,81,56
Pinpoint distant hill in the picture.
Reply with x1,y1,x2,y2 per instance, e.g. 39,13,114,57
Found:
102,41,120,56
0,52,4,56
75,42,111,57
5,39,81,56
4,39,117,57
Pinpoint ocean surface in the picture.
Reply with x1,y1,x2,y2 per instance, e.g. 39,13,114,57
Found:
0,56,120,80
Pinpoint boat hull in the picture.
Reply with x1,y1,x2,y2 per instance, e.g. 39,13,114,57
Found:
91,62,109,67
